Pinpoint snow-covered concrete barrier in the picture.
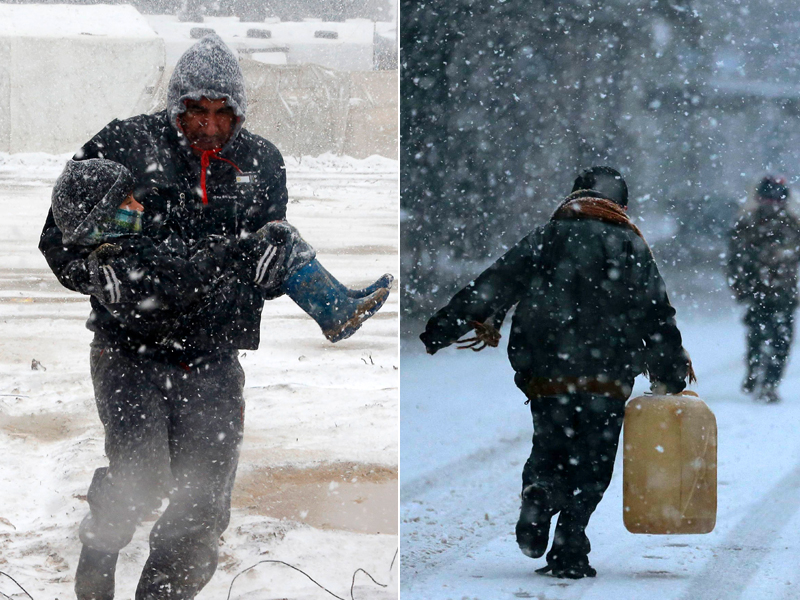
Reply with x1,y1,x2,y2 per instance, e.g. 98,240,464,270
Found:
0,4,165,154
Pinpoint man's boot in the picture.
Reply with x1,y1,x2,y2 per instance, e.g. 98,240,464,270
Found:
283,260,391,342
537,514,596,579
75,545,118,600
136,542,218,600
758,383,781,404
515,484,555,559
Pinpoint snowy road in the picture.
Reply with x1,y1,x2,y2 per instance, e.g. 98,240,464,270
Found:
401,306,800,600
0,153,399,600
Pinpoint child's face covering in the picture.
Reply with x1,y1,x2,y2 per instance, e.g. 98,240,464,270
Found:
85,194,143,244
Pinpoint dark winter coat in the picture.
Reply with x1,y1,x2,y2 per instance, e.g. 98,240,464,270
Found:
727,205,800,309
84,234,239,346
39,35,288,359
420,192,691,399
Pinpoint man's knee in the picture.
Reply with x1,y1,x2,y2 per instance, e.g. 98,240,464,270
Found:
150,484,234,551
81,466,167,552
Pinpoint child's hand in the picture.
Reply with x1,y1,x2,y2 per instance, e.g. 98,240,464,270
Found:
90,243,123,261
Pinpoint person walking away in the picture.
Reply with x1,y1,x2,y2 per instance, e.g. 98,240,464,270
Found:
420,166,694,579
728,176,800,403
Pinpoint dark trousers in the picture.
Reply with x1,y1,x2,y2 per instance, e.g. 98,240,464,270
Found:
521,393,625,564
80,340,245,599
744,303,794,390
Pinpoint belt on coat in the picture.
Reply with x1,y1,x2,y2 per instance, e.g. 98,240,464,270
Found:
524,376,630,403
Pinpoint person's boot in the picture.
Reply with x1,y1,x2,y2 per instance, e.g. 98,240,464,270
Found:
537,513,596,579
283,259,391,343
309,261,393,299
536,560,596,579
761,354,787,403
136,542,217,600
345,273,394,298
758,384,781,404
515,484,555,559
741,370,758,394
75,545,118,600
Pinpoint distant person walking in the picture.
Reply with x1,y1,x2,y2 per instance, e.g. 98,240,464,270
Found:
728,176,800,403
421,166,694,578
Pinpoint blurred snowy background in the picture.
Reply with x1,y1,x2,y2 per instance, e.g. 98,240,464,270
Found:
401,0,800,333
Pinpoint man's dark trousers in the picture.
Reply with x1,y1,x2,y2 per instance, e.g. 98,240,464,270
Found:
80,338,245,599
521,393,625,566
745,302,794,390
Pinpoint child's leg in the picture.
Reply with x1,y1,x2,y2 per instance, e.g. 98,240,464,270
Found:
283,259,391,343
241,221,393,342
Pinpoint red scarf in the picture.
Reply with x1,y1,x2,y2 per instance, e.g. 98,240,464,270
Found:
193,147,242,205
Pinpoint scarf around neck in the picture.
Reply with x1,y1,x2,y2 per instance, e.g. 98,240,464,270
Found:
551,190,644,240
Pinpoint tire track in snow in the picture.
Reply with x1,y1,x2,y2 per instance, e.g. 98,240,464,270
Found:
400,431,530,589
681,460,800,600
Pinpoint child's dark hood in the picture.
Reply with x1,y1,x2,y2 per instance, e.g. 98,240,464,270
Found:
52,158,135,245
166,34,247,148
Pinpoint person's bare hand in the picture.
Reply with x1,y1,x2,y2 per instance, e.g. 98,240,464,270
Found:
456,320,501,351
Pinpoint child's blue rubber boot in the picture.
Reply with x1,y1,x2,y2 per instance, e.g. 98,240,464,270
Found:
283,259,391,342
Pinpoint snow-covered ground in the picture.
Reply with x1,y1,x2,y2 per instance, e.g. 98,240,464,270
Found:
401,296,800,599
0,152,399,599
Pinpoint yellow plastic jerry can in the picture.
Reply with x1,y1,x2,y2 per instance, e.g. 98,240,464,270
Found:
623,391,717,534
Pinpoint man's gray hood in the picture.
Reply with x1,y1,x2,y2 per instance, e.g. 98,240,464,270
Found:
167,34,247,146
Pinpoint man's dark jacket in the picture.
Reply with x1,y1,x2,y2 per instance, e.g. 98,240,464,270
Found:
39,35,288,359
421,193,691,398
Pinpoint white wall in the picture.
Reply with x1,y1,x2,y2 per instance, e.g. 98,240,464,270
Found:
0,5,165,154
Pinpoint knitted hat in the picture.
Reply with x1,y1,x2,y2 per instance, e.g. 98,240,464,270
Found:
756,176,789,203
572,166,628,207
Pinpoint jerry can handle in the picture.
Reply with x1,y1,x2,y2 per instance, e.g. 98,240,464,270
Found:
641,389,699,397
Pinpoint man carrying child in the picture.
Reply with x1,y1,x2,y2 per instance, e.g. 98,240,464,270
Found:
39,34,390,600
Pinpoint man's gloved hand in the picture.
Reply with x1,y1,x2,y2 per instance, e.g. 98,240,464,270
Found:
237,222,315,291
237,226,289,291
84,238,161,305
